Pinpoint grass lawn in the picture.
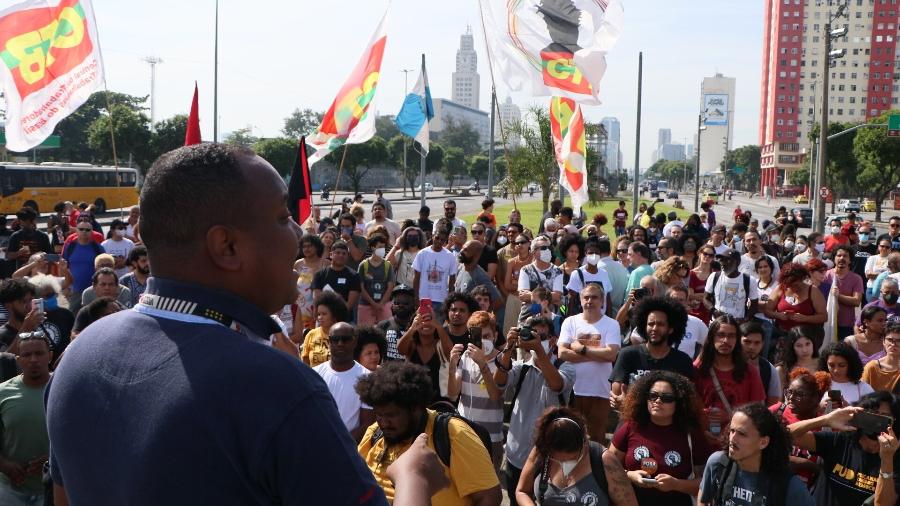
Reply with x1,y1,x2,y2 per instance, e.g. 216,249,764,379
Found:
462,195,689,233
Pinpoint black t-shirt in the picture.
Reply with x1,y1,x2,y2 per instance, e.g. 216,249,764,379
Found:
73,306,92,333
444,326,470,347
813,431,900,506
376,316,411,361
609,344,695,386
0,228,14,278
311,266,361,302
477,245,499,273
7,228,51,267
0,323,17,351
40,307,74,358
852,243,877,282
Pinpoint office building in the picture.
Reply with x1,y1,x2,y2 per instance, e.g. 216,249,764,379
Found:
452,27,480,110
496,96,521,147
699,73,736,176
432,98,490,146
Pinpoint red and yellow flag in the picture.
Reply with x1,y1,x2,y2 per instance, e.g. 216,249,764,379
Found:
550,96,588,214
0,0,104,152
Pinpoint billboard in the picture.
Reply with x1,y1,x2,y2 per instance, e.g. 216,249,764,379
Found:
704,94,729,125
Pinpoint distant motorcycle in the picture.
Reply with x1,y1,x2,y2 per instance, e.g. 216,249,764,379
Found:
321,185,330,201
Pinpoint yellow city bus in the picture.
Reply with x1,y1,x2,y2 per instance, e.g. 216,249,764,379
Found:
0,163,139,214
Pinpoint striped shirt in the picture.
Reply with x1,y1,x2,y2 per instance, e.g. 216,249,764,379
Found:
457,355,503,442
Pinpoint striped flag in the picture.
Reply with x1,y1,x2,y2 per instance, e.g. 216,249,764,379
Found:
550,96,588,215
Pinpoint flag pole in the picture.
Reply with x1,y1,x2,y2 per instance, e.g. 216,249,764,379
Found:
632,52,643,222
213,0,219,143
328,145,350,215
419,54,428,209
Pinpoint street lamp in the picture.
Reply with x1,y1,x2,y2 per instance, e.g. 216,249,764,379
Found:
693,112,708,212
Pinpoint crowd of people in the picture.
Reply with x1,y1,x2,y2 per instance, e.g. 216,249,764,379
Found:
2,143,900,505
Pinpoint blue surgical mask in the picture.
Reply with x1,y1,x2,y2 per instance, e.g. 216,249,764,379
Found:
43,296,58,311
530,303,542,315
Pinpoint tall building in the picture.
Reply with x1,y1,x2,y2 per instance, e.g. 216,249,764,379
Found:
657,128,672,148
432,98,490,147
601,117,621,173
496,96,521,147
699,73,736,176
759,0,899,192
659,143,687,162
452,27,480,110
686,144,694,159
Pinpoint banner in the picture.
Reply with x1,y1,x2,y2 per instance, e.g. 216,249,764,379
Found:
0,0,104,152
288,136,312,226
184,82,201,146
395,54,434,153
704,94,729,125
306,8,388,165
549,96,588,214
480,0,623,105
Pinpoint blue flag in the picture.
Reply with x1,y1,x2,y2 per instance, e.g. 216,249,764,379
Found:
395,55,434,153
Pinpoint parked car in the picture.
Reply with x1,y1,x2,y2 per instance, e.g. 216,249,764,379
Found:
703,191,719,203
527,182,539,192
667,190,679,199
424,182,434,191
791,207,813,228
836,199,861,213
862,198,877,212
794,194,809,204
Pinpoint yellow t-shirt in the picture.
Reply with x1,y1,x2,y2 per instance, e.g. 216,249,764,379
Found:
301,327,330,368
861,359,900,393
357,409,499,505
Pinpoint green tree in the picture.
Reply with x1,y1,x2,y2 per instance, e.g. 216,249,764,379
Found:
720,145,761,191
442,146,466,191
386,135,443,196
52,91,147,162
437,117,481,157
149,114,187,162
507,106,556,213
808,121,860,209
87,104,152,171
254,137,298,177
325,136,389,194
468,155,489,181
282,108,323,138
853,111,900,222
375,115,400,141
224,127,258,148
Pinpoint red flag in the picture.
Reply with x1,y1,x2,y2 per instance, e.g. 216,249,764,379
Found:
288,137,313,224
184,82,201,146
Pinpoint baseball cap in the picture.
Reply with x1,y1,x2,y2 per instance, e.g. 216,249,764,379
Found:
715,248,741,262
712,224,727,233
392,284,415,297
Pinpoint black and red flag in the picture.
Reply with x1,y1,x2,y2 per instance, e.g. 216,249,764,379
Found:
287,137,313,224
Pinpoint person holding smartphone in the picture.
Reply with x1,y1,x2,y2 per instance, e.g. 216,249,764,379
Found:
788,393,900,506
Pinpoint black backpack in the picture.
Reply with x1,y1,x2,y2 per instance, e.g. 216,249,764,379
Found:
370,405,492,467
537,441,608,503
711,452,789,506
62,239,103,261
709,271,752,311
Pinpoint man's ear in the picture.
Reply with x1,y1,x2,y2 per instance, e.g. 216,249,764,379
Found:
206,225,241,272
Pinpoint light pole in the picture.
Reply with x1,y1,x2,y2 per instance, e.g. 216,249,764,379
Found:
142,56,162,129
814,3,848,233
694,113,708,212
400,68,414,197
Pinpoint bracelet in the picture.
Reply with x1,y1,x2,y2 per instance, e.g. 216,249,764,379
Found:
494,355,511,372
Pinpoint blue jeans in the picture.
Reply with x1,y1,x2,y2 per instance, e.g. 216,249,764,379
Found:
0,480,43,506
759,318,775,361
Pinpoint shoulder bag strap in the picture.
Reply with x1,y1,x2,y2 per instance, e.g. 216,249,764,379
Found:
709,368,733,415
687,432,695,480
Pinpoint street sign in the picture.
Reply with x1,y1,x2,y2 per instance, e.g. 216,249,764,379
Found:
889,114,900,137
732,166,745,175
819,186,830,198
0,132,60,149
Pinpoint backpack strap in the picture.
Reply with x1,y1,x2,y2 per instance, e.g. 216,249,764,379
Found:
505,364,531,420
714,453,738,505
588,441,609,496
62,241,75,261
743,273,751,300
710,271,722,306
432,412,493,468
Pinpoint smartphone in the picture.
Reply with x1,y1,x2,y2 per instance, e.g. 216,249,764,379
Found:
828,390,842,402
418,298,432,316
641,478,658,485
45,254,60,263
341,226,353,237
850,411,894,436
31,298,44,314
468,326,482,346
634,288,648,300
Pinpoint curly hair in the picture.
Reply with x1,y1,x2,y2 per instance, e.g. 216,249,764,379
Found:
777,326,820,371
354,326,388,364
300,234,325,258
445,291,478,314
467,310,497,329
654,256,690,286
592,212,609,227
777,262,809,287
557,233,585,261
314,291,350,324
732,403,791,477
356,361,433,409
805,257,828,273
533,406,588,456
631,295,688,347
621,370,706,433
399,226,425,250
818,341,865,383
697,315,749,381
788,367,832,398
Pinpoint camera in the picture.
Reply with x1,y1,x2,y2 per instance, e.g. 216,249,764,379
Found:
519,324,534,341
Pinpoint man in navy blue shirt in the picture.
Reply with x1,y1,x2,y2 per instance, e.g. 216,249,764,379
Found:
46,144,443,505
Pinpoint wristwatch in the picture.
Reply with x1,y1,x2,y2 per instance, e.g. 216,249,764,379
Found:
880,471,894,479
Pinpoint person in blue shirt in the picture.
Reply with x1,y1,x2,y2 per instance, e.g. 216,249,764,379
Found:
45,143,444,506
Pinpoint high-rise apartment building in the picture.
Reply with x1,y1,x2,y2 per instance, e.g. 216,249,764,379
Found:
759,0,900,192
452,27,480,110
700,73,736,176
496,96,521,147
601,117,621,173
658,128,672,147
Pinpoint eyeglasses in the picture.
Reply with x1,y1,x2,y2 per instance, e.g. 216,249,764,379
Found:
515,241,529,246
328,334,354,343
616,249,628,254
77,228,91,232
648,392,677,403
471,229,484,235
785,389,810,399
884,337,900,346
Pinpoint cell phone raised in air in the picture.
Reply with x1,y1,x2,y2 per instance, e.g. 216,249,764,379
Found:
418,298,432,316
468,326,482,347
45,254,60,263
827,390,842,402
634,288,648,300
850,411,893,436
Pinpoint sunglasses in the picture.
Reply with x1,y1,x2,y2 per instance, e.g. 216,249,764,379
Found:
648,392,677,403
77,228,92,232
616,249,628,254
471,229,484,235
537,246,551,251
515,241,529,246
328,334,354,343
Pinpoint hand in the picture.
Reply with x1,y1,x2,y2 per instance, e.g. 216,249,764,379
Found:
518,290,531,303
878,427,899,461
626,290,636,307
270,332,299,359
57,258,68,272
411,312,425,331
505,328,520,350
450,344,465,366
25,455,46,476
466,343,487,366
0,457,26,486
626,469,653,487
826,406,864,431
341,231,352,242
20,307,45,332
610,391,625,410
655,473,679,492
386,433,450,497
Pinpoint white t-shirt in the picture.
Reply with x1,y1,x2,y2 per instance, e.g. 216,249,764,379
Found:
712,243,729,256
412,247,458,303
101,237,135,278
559,315,621,398
705,272,759,320
312,361,371,431
755,281,779,322
517,263,565,293
821,380,875,405
680,314,709,358
738,253,780,281
565,266,612,295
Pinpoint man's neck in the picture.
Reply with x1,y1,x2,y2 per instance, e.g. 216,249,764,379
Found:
369,257,383,266
21,374,50,388
726,270,741,278
449,323,467,335
331,263,346,271
713,354,734,370
835,266,848,275
465,263,477,272
395,314,412,329
6,317,21,330
736,452,762,473
585,264,598,274
747,249,761,258
581,311,601,324
646,342,671,359
134,271,148,284
432,245,443,252
77,239,91,245
330,360,354,373
535,260,550,269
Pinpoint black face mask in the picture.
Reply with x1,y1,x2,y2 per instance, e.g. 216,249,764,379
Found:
885,293,899,305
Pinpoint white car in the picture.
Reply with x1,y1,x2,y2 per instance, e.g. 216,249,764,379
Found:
424,182,434,191
836,199,861,213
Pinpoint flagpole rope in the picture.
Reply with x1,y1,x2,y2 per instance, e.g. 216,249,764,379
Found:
328,144,350,215
477,0,517,209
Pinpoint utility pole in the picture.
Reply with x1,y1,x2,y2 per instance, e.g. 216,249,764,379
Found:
142,56,163,129
632,52,643,221
694,114,704,212
400,68,413,197
488,87,496,199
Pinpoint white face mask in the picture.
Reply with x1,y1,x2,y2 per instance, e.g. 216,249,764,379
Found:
830,226,841,235
795,243,807,253
497,236,508,246
554,450,584,478
539,249,553,263
373,247,386,259
815,243,826,253
586,254,601,266
784,240,795,250
481,339,494,354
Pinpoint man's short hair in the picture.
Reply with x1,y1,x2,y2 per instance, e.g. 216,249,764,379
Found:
92,267,119,285
559,207,574,219
507,223,524,234
481,198,494,210
629,241,651,261
127,245,148,265
339,213,356,226
330,240,349,252
371,202,385,211
356,361,434,409
94,254,115,269
140,144,254,252
471,285,493,302
445,291,478,313
367,235,387,248
16,206,37,221
596,239,612,255
0,278,34,305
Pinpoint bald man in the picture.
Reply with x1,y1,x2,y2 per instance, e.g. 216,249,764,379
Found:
455,241,501,309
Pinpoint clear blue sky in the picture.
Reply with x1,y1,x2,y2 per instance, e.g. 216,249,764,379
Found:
87,0,764,170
